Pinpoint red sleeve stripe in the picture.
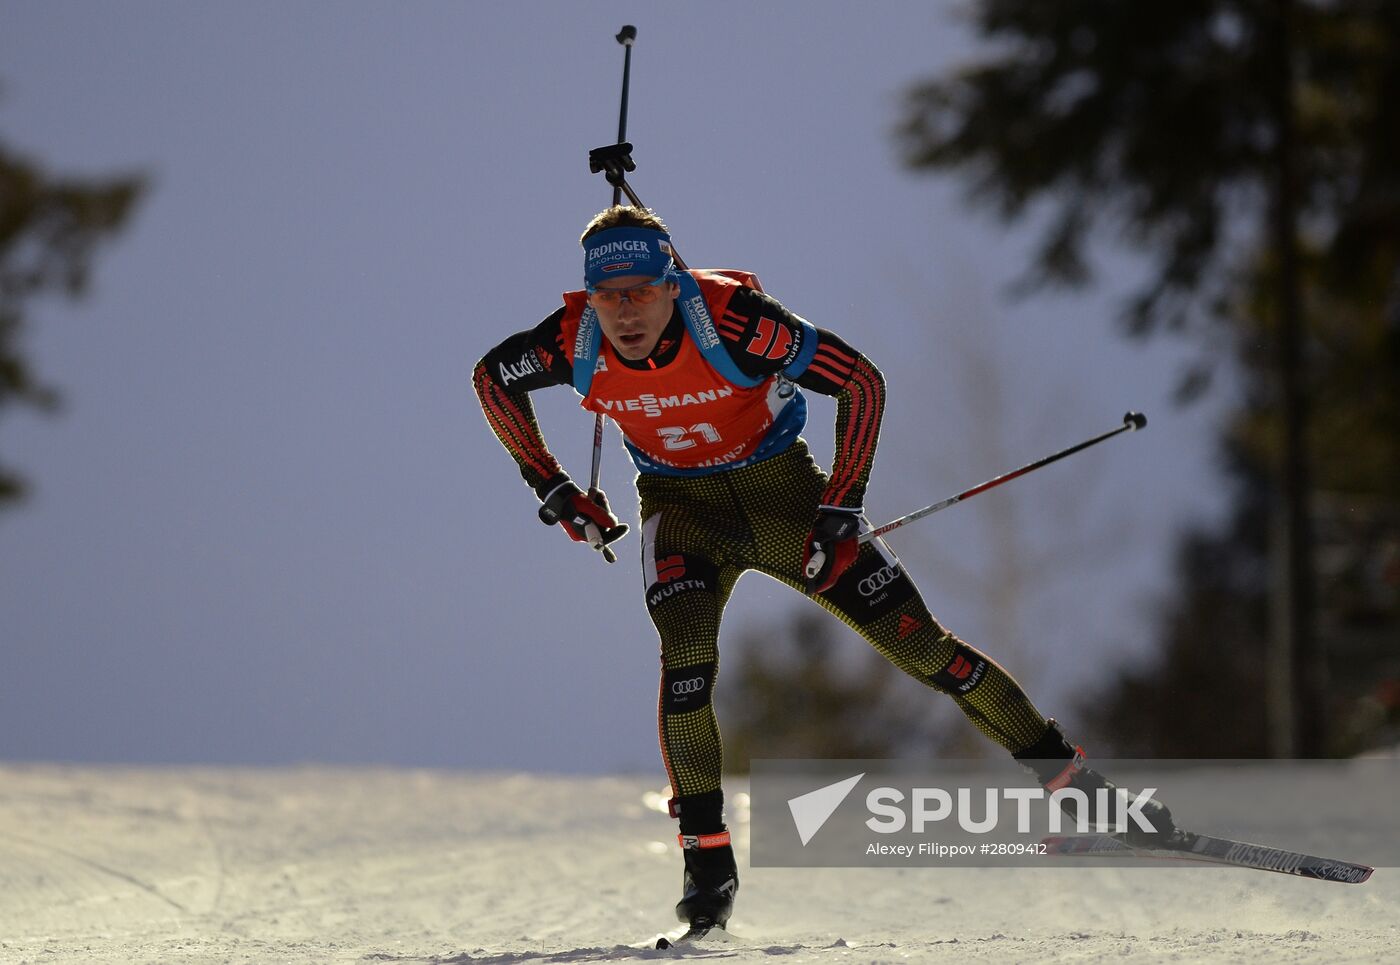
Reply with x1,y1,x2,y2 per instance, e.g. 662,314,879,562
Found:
825,360,884,505
847,364,885,488
474,362,559,480
814,349,856,374
487,386,557,478
827,377,877,503
816,342,857,366
475,365,538,467
485,391,559,482
804,359,851,385
806,343,857,385
828,369,874,495
815,358,856,381
717,316,746,340
850,363,885,463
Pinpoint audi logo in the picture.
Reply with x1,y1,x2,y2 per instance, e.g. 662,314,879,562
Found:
858,565,901,597
671,677,706,695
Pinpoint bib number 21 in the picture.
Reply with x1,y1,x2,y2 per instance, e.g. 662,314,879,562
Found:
658,423,721,451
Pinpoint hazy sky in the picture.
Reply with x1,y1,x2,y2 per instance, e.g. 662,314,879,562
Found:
0,2,1230,772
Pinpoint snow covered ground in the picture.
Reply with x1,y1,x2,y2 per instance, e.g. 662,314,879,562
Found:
0,765,1394,964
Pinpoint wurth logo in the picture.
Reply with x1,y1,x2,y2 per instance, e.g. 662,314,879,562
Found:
947,655,974,680
656,555,686,583
648,578,708,607
745,317,796,361
939,653,987,694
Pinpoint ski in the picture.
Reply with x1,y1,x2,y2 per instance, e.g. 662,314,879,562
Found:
1041,829,1373,884
656,918,726,949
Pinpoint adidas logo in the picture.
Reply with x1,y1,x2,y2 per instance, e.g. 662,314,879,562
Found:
897,614,923,639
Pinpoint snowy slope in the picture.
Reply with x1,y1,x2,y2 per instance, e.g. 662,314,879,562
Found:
0,765,1393,963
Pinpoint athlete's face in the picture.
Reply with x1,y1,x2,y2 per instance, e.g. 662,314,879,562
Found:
588,274,679,361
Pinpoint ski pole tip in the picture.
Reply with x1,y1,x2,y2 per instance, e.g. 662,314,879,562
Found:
616,25,637,45
1124,411,1147,430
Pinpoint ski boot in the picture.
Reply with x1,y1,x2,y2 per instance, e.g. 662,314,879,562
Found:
676,831,738,928
1014,718,1176,847
670,791,739,930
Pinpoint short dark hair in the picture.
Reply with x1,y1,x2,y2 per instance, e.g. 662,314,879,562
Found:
580,204,669,244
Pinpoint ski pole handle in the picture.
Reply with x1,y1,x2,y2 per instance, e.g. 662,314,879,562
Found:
585,485,627,563
593,523,629,563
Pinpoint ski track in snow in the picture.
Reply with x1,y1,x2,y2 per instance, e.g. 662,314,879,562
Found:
0,766,1393,964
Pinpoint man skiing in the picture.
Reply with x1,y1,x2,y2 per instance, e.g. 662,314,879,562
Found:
474,204,1172,933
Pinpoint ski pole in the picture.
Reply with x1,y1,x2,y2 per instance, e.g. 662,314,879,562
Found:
805,412,1147,580
586,24,638,564
582,162,686,268
867,411,1147,542
610,25,635,207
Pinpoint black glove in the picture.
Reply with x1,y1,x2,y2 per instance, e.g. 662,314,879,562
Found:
535,473,628,558
802,506,863,594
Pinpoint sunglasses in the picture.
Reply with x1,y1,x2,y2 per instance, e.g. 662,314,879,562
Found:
586,275,673,307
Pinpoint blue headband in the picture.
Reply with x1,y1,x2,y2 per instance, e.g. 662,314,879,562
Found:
583,226,675,287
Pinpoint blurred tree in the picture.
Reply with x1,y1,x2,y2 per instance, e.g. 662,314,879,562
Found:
1080,443,1274,757
1086,247,1400,756
1,109,145,510
898,0,1400,755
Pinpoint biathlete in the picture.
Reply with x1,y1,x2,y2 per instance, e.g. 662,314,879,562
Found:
473,204,1172,931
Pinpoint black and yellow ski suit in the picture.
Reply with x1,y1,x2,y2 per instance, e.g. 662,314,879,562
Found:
476,273,1052,830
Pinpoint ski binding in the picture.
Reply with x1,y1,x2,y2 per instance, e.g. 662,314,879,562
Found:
656,917,728,949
